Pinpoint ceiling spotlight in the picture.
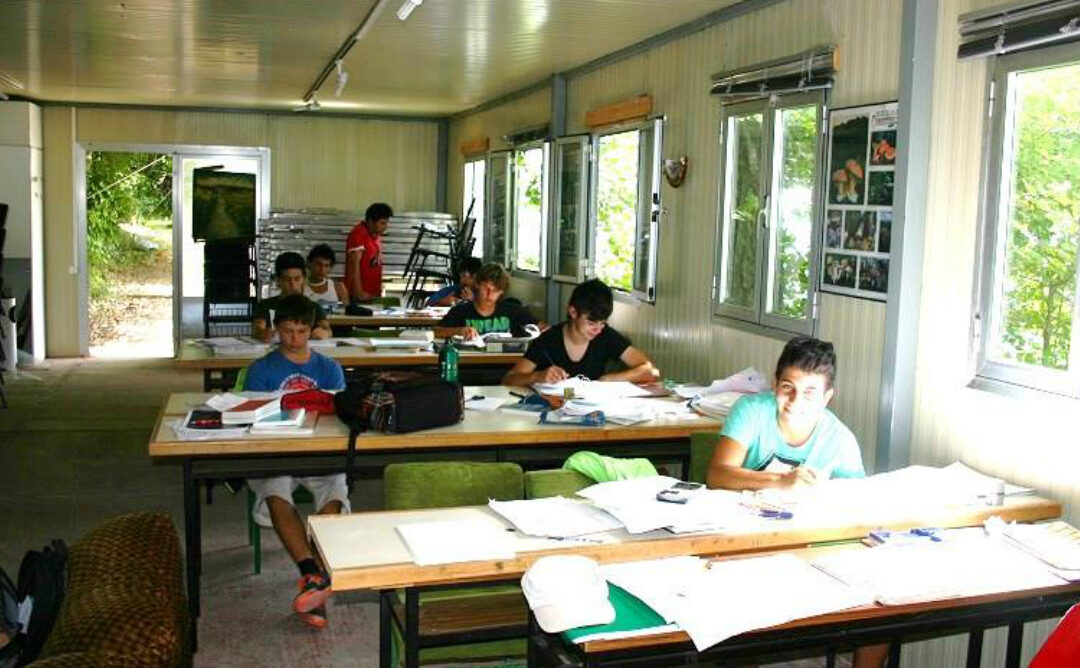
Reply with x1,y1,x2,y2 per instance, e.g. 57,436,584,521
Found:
396,0,422,21
334,60,350,98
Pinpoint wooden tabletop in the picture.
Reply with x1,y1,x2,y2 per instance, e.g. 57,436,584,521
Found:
307,494,1062,592
328,313,443,328
173,340,521,370
148,385,721,457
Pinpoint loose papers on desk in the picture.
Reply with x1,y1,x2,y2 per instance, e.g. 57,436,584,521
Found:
195,336,269,356
673,367,770,399
396,518,516,566
598,554,873,651
533,379,654,401
488,497,622,538
1002,521,1080,578
555,397,696,425
813,537,1065,605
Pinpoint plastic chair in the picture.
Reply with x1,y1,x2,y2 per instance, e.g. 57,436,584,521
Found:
1029,605,1080,668
382,462,526,668
689,432,721,484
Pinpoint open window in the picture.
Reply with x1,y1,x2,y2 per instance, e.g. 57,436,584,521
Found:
589,118,663,301
510,142,550,275
551,135,591,282
485,150,511,265
462,157,486,258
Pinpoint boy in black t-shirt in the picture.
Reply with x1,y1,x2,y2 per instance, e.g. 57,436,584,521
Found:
434,263,538,339
252,252,332,343
503,279,659,386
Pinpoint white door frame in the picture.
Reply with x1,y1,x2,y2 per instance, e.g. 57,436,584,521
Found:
76,142,271,356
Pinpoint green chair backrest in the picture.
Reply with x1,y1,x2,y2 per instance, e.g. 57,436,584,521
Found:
524,469,593,499
384,462,524,510
233,366,249,392
689,432,721,484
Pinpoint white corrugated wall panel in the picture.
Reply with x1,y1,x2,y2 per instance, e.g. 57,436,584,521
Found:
901,0,1077,663
557,0,900,464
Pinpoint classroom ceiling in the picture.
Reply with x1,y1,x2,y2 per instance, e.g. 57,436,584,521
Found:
0,0,742,117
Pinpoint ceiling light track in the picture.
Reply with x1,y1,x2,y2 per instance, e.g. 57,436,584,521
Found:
301,0,390,104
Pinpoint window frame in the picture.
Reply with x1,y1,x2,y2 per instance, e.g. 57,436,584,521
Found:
586,117,664,303
509,140,551,277
712,90,826,336
462,156,487,259
485,150,512,265
974,41,1080,398
551,134,592,283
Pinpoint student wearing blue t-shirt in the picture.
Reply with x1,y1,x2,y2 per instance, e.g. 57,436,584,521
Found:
244,294,346,631
707,336,886,668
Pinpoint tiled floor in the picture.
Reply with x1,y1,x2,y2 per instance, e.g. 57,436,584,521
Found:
0,358,833,668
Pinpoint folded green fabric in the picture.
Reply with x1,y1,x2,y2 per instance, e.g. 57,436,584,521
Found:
563,451,658,483
562,584,670,644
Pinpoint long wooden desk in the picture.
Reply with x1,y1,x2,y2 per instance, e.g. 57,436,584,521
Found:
148,386,721,636
328,313,443,328
175,340,521,390
306,494,1063,668
528,545,1080,668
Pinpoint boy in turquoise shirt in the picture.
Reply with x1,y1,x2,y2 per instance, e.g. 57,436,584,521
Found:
707,336,864,490
707,336,885,668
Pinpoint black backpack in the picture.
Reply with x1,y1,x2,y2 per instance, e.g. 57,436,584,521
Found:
0,541,68,668
335,372,464,491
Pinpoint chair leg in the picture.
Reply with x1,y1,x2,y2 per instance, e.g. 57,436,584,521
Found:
247,489,262,574
404,588,420,668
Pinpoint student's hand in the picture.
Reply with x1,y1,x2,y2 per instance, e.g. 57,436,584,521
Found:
460,286,474,301
537,366,568,384
779,467,818,489
311,327,331,340
461,327,480,340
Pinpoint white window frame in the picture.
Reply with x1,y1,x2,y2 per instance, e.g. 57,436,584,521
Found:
974,42,1080,398
485,150,512,265
586,118,664,302
462,156,486,259
551,134,592,283
712,90,825,336
509,141,550,277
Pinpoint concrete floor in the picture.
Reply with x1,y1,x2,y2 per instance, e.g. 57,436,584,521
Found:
0,359,833,668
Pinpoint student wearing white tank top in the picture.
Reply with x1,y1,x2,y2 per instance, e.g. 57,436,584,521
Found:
305,244,349,306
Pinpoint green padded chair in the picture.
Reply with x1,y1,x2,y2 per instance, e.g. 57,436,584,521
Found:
383,462,526,668
523,469,593,499
689,431,721,484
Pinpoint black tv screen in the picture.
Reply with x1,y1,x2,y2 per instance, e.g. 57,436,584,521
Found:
192,168,256,242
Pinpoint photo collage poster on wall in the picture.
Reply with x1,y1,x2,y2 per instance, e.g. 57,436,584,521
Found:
820,101,897,301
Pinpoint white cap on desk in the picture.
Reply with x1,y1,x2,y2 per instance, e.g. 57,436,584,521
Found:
521,555,615,633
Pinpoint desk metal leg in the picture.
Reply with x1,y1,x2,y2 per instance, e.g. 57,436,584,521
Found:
182,460,201,650
526,612,539,668
405,588,420,668
887,642,901,668
379,591,392,668
825,647,836,668
966,627,984,668
203,370,211,392
1004,622,1023,668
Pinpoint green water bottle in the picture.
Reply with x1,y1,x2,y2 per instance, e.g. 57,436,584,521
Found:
439,338,459,382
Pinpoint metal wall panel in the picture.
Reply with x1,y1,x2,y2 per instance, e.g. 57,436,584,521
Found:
555,0,903,462
901,0,1077,663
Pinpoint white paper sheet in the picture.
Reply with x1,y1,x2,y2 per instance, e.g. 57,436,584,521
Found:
557,398,694,425
396,519,517,565
675,554,874,651
464,396,510,412
576,477,692,534
488,497,622,537
673,367,770,398
170,418,249,441
533,379,654,400
813,538,1065,605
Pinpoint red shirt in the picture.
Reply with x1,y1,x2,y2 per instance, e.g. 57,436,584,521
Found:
346,222,383,297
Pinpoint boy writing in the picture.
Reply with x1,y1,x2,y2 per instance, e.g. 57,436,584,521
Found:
503,278,658,386
253,252,331,342
345,202,392,300
706,336,886,668
426,256,483,307
434,263,538,339
244,293,348,629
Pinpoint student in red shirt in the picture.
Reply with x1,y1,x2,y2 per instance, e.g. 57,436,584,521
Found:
345,202,392,300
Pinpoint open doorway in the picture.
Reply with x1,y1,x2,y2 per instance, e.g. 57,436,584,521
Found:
86,151,174,358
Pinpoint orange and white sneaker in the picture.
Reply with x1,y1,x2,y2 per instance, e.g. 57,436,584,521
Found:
293,573,332,615
298,604,328,630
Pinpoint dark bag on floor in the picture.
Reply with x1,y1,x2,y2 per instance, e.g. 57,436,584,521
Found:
335,372,464,490
0,540,68,668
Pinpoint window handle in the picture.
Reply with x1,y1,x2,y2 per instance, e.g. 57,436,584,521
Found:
758,194,771,231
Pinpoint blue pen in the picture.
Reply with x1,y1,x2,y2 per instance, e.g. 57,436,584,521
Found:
759,509,794,520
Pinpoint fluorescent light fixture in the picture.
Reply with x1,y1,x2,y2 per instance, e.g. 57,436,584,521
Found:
396,0,422,21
